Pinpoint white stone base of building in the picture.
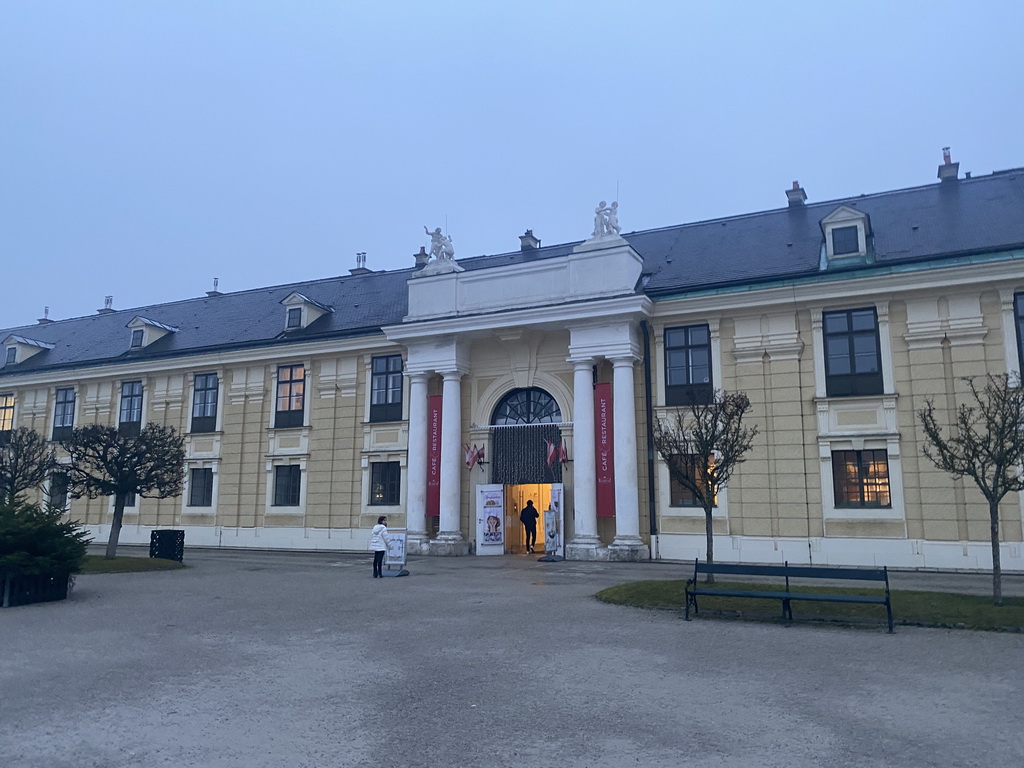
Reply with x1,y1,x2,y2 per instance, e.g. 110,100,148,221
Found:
653,533,1024,572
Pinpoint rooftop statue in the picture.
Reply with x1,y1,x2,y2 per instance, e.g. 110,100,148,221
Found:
424,226,455,261
592,201,621,238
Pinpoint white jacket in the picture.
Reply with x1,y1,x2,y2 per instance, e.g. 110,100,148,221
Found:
369,523,391,552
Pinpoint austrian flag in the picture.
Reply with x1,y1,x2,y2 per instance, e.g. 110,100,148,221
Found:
545,438,558,467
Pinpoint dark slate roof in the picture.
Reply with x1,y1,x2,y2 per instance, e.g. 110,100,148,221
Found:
3,168,1023,377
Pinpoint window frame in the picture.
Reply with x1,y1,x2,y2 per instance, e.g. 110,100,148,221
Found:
831,225,860,256
130,328,144,348
664,324,713,406
286,307,302,330
823,308,884,397
832,449,892,509
668,454,716,508
273,464,302,507
369,355,404,422
190,373,219,433
48,470,70,510
4,347,15,365
369,461,401,506
0,392,14,433
52,387,76,441
1015,292,1024,375
274,364,306,429
118,381,144,436
188,467,214,507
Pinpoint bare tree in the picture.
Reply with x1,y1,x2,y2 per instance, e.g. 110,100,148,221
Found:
653,390,758,581
919,373,1024,605
0,427,56,505
62,423,185,559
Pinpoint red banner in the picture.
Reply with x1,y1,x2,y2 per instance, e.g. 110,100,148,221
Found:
427,395,442,517
594,382,615,517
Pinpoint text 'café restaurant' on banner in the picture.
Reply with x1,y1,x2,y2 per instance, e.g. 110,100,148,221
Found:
3,156,1024,569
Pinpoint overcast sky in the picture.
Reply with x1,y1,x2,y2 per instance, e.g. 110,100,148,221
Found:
2,1,1022,330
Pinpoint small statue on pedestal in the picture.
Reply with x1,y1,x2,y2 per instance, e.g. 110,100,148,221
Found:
592,201,621,238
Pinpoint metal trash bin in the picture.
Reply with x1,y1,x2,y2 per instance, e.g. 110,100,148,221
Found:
149,529,185,562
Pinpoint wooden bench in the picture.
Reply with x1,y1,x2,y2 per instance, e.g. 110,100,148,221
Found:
684,560,894,633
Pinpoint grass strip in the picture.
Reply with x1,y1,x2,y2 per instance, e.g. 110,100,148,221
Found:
596,579,1024,631
80,555,188,574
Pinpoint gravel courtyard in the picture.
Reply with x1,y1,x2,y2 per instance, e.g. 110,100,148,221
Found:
1,549,1022,768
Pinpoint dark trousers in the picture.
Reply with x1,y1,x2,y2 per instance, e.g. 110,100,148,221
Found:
523,525,537,550
373,549,386,577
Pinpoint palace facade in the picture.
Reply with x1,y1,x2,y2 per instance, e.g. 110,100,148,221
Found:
3,157,1024,569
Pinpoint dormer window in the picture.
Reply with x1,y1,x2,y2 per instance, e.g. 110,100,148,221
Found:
831,225,860,256
820,206,872,268
126,316,178,349
2,334,55,365
280,292,333,331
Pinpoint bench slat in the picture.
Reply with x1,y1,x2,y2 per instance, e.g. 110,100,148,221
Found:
689,589,793,600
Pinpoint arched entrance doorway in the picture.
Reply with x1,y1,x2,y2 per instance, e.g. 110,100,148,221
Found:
475,388,566,556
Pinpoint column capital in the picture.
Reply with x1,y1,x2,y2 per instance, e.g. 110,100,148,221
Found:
610,354,640,367
567,357,595,369
406,371,432,384
439,369,466,381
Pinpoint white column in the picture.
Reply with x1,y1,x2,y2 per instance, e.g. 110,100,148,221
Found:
405,372,430,549
568,359,600,554
611,356,644,549
437,370,465,544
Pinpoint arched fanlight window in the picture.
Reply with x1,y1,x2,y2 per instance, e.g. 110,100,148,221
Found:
492,388,562,425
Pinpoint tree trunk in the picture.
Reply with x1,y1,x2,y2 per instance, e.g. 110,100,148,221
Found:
989,500,1002,606
105,493,126,560
704,507,715,584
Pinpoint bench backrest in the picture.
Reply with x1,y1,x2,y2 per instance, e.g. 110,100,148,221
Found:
692,560,889,585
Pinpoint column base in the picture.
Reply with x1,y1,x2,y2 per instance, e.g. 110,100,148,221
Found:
405,531,430,556
565,537,608,561
608,537,650,562
428,533,470,557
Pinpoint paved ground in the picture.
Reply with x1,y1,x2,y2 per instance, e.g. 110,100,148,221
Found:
2,549,1022,768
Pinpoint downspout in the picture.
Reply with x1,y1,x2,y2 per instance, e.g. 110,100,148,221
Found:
640,320,658,559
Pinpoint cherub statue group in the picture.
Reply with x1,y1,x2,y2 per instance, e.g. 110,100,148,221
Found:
592,201,621,238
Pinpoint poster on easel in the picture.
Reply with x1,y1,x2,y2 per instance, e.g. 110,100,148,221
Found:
385,529,407,568
543,484,564,557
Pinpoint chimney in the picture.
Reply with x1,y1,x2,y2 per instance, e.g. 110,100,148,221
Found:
519,229,541,250
938,146,959,182
349,251,371,275
786,181,807,207
37,306,54,325
206,277,223,297
414,245,430,268
97,295,115,314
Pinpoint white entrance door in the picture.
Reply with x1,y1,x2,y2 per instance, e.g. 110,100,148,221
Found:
475,484,505,556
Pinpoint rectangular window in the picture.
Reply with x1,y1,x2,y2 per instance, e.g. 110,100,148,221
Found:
665,324,713,406
831,225,860,256
190,373,219,433
668,454,716,507
275,364,305,428
130,329,144,348
119,381,143,436
5,347,15,365
286,307,302,329
188,467,214,507
823,308,883,397
48,471,70,510
123,491,136,508
0,393,14,433
370,355,404,422
369,461,401,506
832,450,891,508
273,465,301,506
52,387,76,441
1015,292,1024,374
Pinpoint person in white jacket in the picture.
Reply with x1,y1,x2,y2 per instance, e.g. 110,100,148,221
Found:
370,516,391,578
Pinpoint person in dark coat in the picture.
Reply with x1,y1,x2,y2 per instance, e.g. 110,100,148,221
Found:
520,500,539,554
